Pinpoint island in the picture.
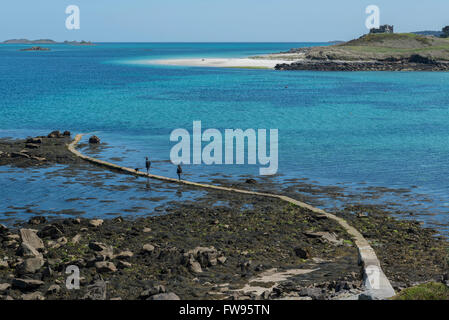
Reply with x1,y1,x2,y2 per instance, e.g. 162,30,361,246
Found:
3,39,95,46
273,29,449,71
19,46,50,52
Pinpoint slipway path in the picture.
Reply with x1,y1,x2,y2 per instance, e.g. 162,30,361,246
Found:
68,134,395,300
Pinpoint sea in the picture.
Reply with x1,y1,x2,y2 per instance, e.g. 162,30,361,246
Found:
0,42,448,234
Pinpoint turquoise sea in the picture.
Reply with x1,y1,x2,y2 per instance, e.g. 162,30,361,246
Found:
1,43,449,233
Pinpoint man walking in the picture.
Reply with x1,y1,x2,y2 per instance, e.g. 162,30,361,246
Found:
177,164,182,181
145,157,151,174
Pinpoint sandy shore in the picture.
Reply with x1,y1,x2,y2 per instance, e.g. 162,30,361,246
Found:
140,57,295,69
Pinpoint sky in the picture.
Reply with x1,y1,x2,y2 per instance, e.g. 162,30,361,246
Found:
0,0,448,42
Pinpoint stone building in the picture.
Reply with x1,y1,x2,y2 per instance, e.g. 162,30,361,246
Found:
370,25,394,34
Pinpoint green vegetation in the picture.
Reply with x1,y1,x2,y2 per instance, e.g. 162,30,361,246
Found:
393,282,449,300
304,33,449,61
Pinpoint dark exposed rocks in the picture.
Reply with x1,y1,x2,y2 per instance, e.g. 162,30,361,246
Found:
12,278,44,290
294,247,311,259
89,135,101,144
47,131,62,138
276,56,449,71
28,216,47,225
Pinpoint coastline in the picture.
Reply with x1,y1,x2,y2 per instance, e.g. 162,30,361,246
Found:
0,133,447,300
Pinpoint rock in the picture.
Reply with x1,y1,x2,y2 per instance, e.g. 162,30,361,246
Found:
89,219,103,227
37,225,63,239
0,224,8,234
117,261,132,269
299,287,325,300
303,231,343,246
0,260,8,269
294,247,311,259
143,227,151,233
142,244,155,253
18,242,42,258
31,156,46,162
46,284,61,295
22,291,45,300
185,246,218,267
95,247,114,261
115,251,133,260
139,285,166,299
89,241,108,252
245,179,257,184
26,137,42,144
17,256,45,274
47,131,62,138
83,280,107,300
28,216,46,225
148,293,180,300
217,256,227,265
0,283,11,292
95,261,117,273
20,229,44,251
188,261,203,274
63,131,71,137
89,136,101,144
71,234,81,244
25,143,40,149
11,152,30,159
12,278,44,290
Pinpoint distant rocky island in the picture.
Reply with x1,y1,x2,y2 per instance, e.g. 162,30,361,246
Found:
19,46,50,52
271,31,449,71
2,39,94,45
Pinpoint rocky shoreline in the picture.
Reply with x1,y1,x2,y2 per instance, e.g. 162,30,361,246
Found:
275,55,449,71
0,133,448,300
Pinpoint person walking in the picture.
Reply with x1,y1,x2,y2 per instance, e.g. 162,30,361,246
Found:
145,157,151,174
177,164,182,181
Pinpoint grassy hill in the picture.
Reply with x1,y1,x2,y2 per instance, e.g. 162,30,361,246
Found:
306,33,449,61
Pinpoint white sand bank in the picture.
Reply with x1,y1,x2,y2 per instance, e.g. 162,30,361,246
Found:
137,57,295,69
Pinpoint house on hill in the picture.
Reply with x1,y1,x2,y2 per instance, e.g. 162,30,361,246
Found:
370,25,394,34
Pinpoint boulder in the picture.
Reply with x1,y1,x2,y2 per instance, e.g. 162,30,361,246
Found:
11,152,30,159
188,261,203,274
139,285,166,299
142,244,155,253
26,137,42,144
46,284,61,295
115,251,133,260
47,131,62,138
18,242,42,258
89,136,101,144
37,225,63,239
71,234,81,244
83,280,107,300
89,241,108,252
0,283,11,292
185,246,218,267
294,247,310,259
63,131,71,137
12,278,44,290
17,256,45,275
20,229,44,251
95,261,117,273
0,224,8,234
89,219,103,227
28,216,46,225
148,293,180,300
25,143,40,149
22,292,45,300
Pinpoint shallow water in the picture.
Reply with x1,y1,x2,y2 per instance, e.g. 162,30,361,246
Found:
0,42,448,232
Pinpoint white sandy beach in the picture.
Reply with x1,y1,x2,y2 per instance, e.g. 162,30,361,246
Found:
137,57,297,69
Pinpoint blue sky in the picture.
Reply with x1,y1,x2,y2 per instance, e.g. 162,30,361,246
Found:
1,0,448,42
